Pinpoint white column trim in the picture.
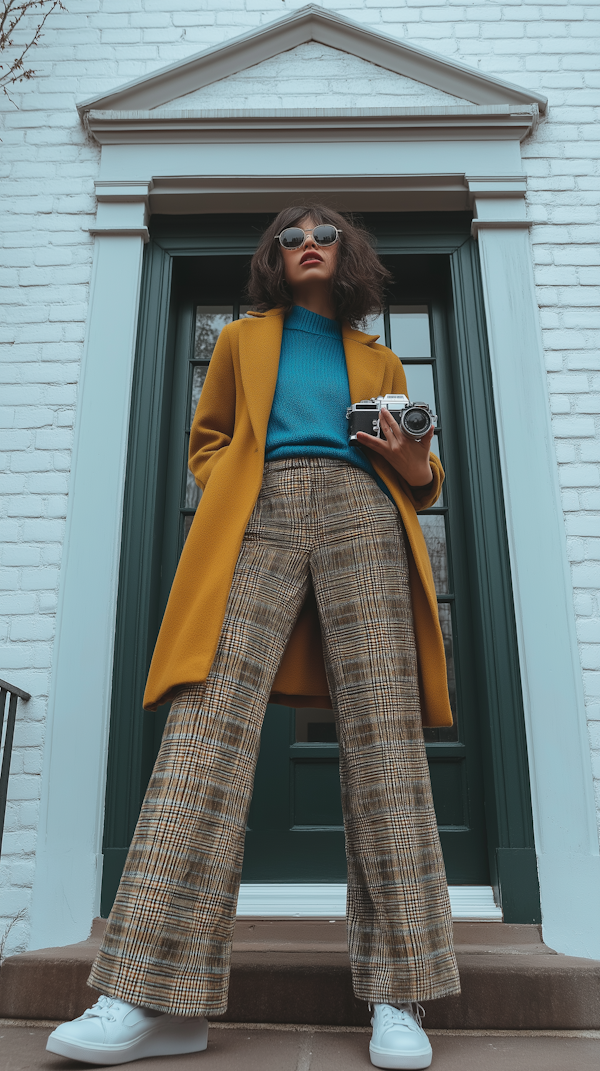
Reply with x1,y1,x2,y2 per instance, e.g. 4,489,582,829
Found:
471,219,532,237
89,182,151,242
28,231,145,950
475,219,600,959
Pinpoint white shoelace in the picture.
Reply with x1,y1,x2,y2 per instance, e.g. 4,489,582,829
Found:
371,1002,426,1030
81,995,121,1023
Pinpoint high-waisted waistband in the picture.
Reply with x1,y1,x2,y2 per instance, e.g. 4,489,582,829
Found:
264,457,358,473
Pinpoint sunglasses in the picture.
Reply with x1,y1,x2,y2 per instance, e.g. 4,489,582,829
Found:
275,225,342,250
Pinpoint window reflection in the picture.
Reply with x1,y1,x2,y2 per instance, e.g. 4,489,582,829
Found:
389,306,430,358
195,306,233,361
182,513,195,545
183,307,234,527
424,603,459,742
185,473,202,512
418,514,448,594
189,365,208,426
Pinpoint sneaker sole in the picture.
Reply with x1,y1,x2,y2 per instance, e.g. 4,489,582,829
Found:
46,1017,208,1066
369,1040,432,1070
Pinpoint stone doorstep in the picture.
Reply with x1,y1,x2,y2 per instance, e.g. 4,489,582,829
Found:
1,919,599,1030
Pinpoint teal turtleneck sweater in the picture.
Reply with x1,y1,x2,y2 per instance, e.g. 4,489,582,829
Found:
265,305,389,497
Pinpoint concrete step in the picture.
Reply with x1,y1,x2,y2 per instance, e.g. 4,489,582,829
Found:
3,1021,600,1071
1,918,600,1030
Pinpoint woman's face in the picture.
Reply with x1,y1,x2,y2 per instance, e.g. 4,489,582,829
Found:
281,217,338,294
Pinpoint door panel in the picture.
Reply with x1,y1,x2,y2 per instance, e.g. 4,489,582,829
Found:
242,705,347,882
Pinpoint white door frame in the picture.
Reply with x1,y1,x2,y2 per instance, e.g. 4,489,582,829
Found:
28,105,600,959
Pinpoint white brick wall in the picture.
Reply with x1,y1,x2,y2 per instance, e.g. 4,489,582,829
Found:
0,0,599,955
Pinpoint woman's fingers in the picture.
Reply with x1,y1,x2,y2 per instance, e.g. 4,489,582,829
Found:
356,430,388,455
356,412,434,486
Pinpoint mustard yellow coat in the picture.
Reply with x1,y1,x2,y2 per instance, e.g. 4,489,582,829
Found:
143,308,453,728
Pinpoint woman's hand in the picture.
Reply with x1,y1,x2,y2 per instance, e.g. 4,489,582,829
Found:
356,406,434,487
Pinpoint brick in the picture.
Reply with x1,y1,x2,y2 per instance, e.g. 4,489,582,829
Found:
34,428,73,450
585,672,600,698
575,397,600,414
0,430,33,451
38,593,58,613
561,490,581,511
10,453,54,474
581,491,600,510
6,496,44,518
0,546,41,566
10,616,55,641
549,374,589,392
580,442,600,462
22,519,64,542
578,621,600,645
567,353,600,371
0,645,33,670
0,565,19,590
552,416,595,437
550,395,570,414
577,559,600,587
574,591,591,616
0,474,27,494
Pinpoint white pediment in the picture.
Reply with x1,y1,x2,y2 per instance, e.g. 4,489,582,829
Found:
166,42,466,112
77,3,547,117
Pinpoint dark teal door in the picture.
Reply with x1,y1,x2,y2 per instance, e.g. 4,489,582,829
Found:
101,214,540,922
160,255,488,886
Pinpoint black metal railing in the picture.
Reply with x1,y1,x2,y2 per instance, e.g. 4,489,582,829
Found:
0,678,31,858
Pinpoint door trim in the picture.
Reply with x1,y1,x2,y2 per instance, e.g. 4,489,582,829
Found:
98,213,539,926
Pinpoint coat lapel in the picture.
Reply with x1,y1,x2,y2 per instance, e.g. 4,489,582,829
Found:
239,308,284,444
342,324,388,403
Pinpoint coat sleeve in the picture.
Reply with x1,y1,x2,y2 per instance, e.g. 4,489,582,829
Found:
189,324,237,490
386,352,445,512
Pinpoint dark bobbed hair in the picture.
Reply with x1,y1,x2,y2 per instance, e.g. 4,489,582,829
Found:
246,204,392,329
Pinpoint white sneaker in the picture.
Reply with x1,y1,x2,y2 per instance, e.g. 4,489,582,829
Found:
369,1002,432,1070
46,994,208,1065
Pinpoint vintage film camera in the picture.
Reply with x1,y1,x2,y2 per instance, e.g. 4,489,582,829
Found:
347,394,437,443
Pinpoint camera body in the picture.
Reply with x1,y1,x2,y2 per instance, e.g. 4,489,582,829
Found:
346,394,437,442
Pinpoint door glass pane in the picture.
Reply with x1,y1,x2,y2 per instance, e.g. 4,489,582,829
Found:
418,514,448,594
183,307,234,533
189,364,209,426
389,306,430,358
438,603,458,725
403,363,436,412
183,514,195,544
428,434,443,506
195,306,233,360
295,708,337,743
185,472,202,511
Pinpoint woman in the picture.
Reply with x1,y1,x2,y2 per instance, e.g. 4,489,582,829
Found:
47,205,460,1070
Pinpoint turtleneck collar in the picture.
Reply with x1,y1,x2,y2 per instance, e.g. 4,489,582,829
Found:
284,305,342,338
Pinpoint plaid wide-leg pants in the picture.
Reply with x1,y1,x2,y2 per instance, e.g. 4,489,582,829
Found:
89,459,460,1015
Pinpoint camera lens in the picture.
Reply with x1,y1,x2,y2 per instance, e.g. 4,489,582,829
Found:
401,407,431,438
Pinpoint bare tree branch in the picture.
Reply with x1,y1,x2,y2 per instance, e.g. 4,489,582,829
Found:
0,0,66,101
